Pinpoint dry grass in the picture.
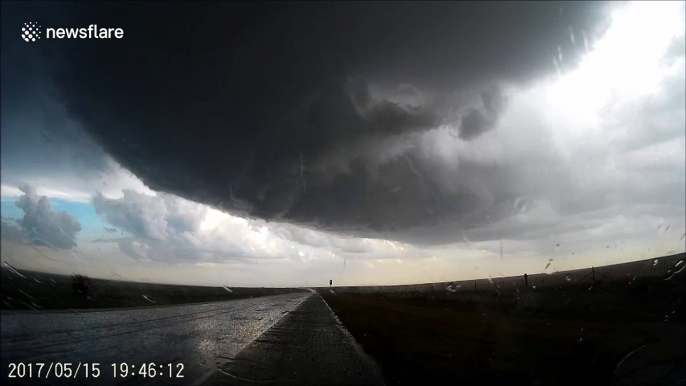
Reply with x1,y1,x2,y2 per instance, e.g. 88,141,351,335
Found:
323,280,685,385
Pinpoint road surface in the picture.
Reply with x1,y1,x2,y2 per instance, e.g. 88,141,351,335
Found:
1,292,384,385
201,294,385,385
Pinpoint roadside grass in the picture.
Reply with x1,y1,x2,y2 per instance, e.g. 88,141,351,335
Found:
1,268,306,311
323,277,685,385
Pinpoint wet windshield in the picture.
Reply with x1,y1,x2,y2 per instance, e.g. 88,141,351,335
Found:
1,1,685,385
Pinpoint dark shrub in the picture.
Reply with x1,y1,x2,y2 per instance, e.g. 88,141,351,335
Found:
72,274,91,296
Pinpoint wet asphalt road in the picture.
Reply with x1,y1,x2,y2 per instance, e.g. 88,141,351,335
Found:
1,292,383,385
202,294,385,386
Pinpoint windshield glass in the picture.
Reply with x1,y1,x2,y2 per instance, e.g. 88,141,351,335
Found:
1,2,684,385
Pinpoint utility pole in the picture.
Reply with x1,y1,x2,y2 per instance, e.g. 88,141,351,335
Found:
524,273,528,289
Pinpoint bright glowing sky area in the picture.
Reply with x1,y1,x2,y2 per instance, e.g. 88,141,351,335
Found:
1,1,684,287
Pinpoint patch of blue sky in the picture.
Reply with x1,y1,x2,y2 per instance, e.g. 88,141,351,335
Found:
0,199,23,219
1,197,116,241
50,199,113,240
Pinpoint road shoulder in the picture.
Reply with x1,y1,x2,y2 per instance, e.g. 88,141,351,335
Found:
201,293,385,385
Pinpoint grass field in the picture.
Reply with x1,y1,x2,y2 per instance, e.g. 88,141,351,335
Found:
0,267,306,311
321,254,686,385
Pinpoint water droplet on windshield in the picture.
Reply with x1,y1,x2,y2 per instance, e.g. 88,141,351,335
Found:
223,286,233,293
582,29,589,52
664,259,685,281
18,289,34,300
565,274,572,282
4,262,27,279
553,57,561,76
653,259,659,266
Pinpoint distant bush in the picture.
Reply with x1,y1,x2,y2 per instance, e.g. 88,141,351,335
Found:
72,274,92,296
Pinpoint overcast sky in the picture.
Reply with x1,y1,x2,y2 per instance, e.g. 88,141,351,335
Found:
1,1,684,287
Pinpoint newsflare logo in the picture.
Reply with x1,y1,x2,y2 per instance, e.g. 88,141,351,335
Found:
21,22,124,43
21,22,41,42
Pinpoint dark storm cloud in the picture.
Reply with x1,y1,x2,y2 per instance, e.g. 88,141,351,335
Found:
0,2,109,187
4,1,613,240
103,227,118,233
14,185,82,249
1,218,28,243
459,109,490,140
459,87,508,140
